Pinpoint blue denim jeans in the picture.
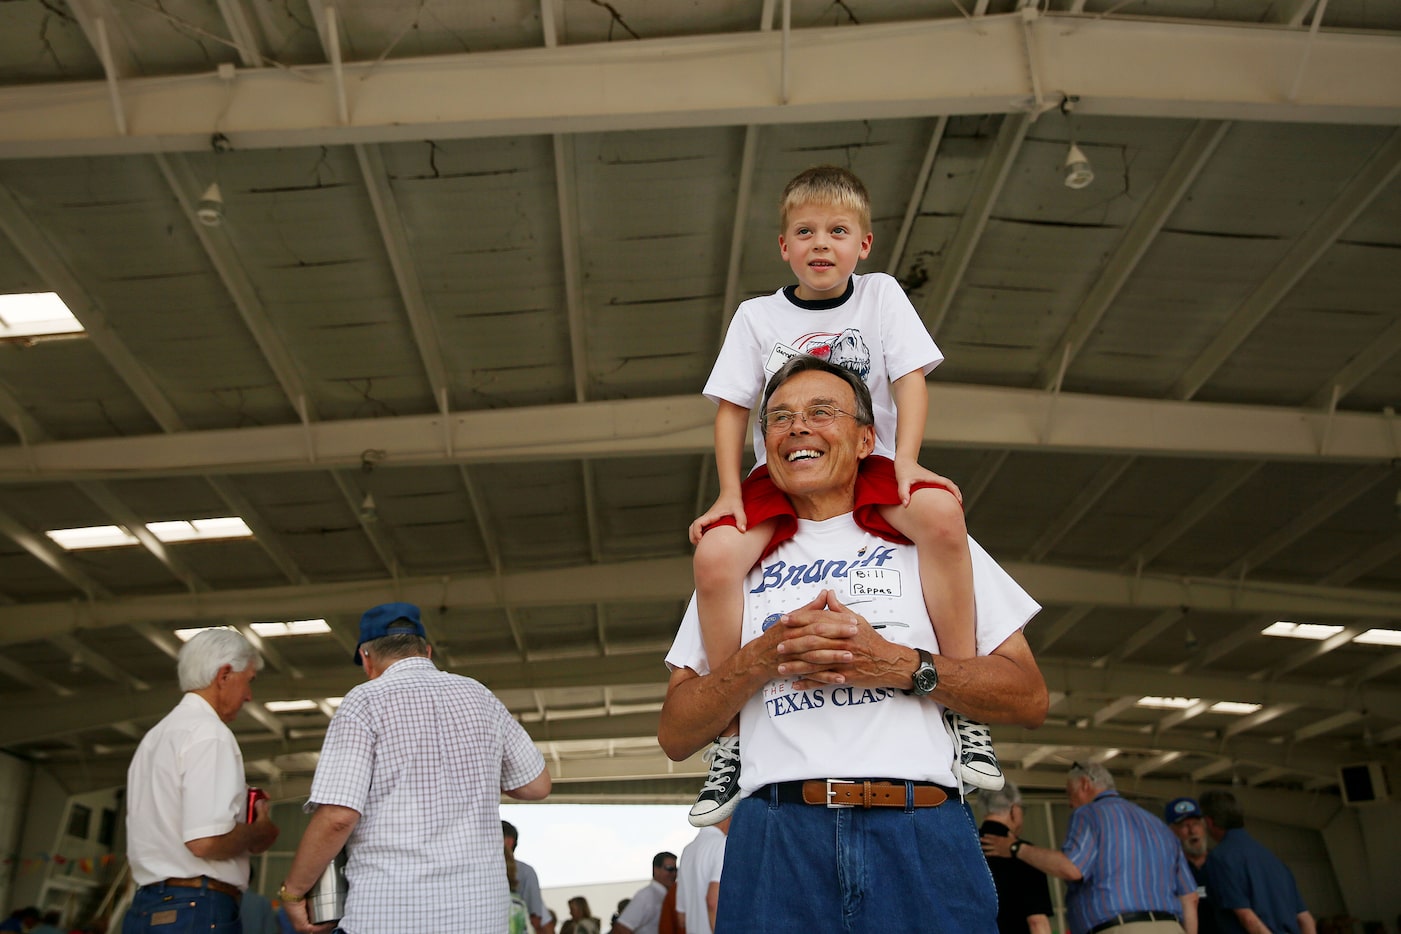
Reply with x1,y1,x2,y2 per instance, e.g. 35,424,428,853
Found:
715,783,998,933
123,880,242,934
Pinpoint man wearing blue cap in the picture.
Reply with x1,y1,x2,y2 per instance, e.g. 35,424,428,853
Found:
279,602,552,934
1164,797,1219,934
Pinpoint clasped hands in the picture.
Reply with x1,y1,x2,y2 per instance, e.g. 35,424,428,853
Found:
766,589,914,692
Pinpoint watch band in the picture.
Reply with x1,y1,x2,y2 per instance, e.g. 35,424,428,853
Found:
277,883,306,904
1009,840,1025,858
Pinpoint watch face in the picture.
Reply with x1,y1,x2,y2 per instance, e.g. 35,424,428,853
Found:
913,664,938,694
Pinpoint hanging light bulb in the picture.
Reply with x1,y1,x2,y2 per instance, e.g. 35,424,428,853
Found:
196,183,224,226
1063,144,1095,190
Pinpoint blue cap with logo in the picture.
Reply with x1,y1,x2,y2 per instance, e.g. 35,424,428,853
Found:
1164,796,1201,824
353,602,425,665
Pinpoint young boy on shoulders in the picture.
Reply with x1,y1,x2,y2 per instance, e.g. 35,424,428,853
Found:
685,165,1003,827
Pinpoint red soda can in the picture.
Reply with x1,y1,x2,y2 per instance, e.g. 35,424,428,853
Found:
247,787,269,823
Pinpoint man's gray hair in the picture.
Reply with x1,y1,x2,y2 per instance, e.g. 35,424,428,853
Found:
177,628,262,691
359,631,431,665
759,355,876,429
1069,760,1116,791
982,781,1024,815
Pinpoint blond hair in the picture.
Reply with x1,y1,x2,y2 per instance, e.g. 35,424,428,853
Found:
780,165,871,233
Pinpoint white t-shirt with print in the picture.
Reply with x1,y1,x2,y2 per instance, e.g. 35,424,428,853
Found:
665,516,1038,792
704,272,942,465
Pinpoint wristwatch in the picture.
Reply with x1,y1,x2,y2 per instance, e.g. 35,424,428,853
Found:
277,883,306,904
1009,840,1026,859
910,648,939,696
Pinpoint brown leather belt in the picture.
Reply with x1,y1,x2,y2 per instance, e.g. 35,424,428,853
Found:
157,876,242,902
771,779,951,808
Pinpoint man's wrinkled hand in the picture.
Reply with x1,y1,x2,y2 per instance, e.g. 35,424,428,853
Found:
772,590,910,690
283,897,336,934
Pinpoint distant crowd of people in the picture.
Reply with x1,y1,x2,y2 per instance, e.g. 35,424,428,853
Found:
979,765,1317,934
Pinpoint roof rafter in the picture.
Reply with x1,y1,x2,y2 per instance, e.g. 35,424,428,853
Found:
1171,127,1401,401
4,14,1401,159
2,384,1398,485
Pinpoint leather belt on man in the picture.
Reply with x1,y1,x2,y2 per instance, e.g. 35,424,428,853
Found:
1086,910,1180,934
766,779,952,808
151,876,242,902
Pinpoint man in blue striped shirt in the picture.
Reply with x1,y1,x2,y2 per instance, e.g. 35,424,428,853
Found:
981,762,1198,934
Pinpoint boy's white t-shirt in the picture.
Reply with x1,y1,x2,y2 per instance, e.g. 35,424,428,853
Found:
665,517,1039,793
703,272,942,465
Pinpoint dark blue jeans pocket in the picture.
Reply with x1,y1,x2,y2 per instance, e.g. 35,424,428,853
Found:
123,891,241,934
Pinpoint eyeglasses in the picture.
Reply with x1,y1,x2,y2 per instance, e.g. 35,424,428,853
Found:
762,403,854,433
662,865,678,872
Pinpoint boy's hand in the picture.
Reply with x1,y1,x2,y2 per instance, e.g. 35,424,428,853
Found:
893,458,963,508
689,491,748,545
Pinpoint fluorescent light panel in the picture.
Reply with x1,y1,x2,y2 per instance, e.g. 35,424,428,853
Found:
249,619,331,638
264,700,318,713
1209,701,1262,715
1354,628,1401,646
174,625,235,642
1261,621,1345,640
0,292,84,339
1137,696,1198,709
46,517,253,550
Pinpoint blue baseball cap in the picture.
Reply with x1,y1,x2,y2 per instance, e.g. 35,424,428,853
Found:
353,602,425,665
1164,796,1201,824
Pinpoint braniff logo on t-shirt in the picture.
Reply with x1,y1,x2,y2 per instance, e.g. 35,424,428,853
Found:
750,543,899,595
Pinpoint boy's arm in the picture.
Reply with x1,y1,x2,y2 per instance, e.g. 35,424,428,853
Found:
689,400,752,543
890,371,961,506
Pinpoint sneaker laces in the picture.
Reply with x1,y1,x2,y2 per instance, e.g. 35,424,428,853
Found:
698,738,740,794
953,719,992,751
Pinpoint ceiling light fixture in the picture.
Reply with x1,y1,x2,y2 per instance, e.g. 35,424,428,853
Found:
1059,94,1094,190
196,183,224,226
1063,144,1095,190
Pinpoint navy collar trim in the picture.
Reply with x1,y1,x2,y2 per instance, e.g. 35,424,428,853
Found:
782,278,855,310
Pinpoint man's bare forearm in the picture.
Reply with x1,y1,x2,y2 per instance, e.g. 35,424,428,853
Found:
658,629,781,760
928,631,1048,728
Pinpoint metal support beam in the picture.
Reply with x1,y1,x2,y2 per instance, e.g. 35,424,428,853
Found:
1172,127,1401,401
4,16,1401,159
3,385,1400,485
920,112,1030,335
5,554,1401,650
0,183,184,431
354,143,451,409
1035,120,1231,389
152,152,314,420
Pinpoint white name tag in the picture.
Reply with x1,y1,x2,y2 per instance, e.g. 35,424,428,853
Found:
848,567,901,597
764,342,801,375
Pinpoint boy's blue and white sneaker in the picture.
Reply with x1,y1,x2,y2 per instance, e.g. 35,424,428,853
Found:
688,734,741,827
946,710,1004,792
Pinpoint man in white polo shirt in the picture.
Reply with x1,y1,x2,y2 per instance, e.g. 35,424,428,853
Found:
124,628,279,933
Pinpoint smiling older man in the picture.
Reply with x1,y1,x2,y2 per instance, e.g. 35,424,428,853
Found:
658,355,1049,933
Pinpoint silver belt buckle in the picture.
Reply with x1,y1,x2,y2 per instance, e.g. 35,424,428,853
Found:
825,779,855,808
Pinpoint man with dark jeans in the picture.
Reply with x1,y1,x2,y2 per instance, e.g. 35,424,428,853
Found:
124,629,279,934
659,356,1048,932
